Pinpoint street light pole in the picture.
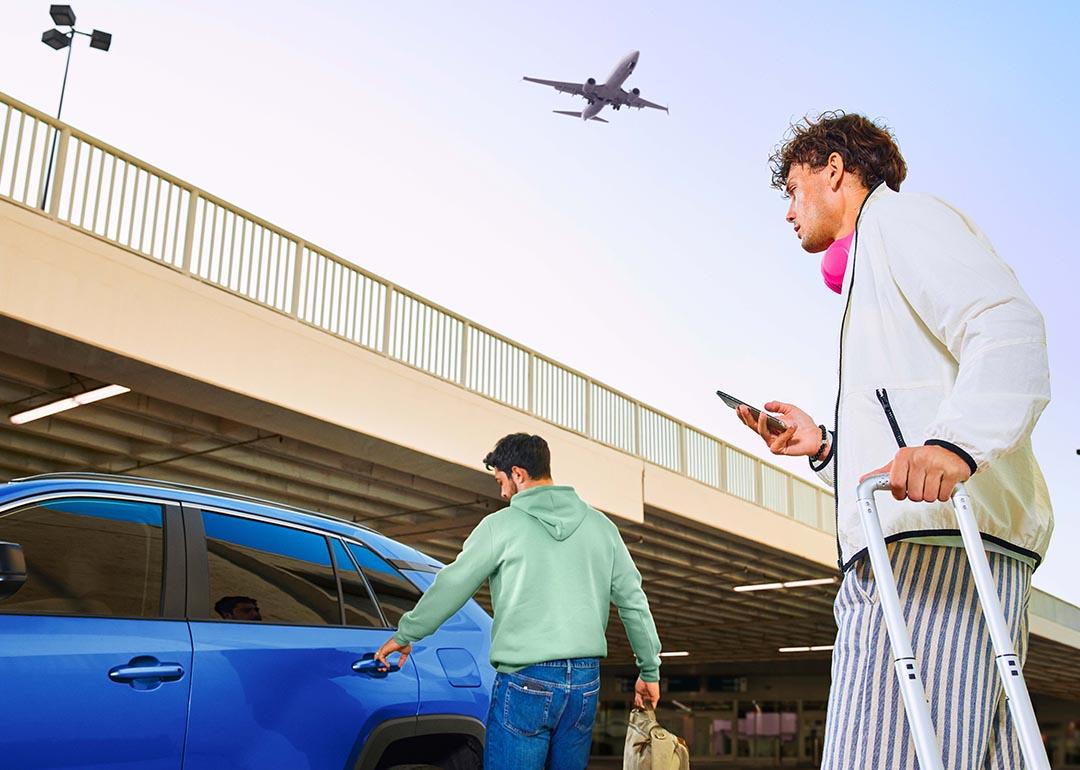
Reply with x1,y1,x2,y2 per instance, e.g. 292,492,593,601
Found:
39,5,112,211
40,30,75,211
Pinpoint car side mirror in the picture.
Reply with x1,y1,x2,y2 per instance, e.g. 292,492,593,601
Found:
0,542,27,601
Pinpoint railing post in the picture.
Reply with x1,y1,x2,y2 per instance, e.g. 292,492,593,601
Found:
290,239,305,318
633,402,642,458
459,322,471,387
47,127,71,219
755,460,765,506
583,378,592,437
678,424,688,475
381,283,395,357
718,442,728,492
527,354,535,413
181,190,199,274
787,474,795,519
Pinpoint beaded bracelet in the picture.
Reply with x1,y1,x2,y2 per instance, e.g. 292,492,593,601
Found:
810,424,828,462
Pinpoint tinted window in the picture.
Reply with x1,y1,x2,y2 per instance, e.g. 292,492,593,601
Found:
347,542,421,626
0,496,163,618
203,511,339,626
331,539,383,628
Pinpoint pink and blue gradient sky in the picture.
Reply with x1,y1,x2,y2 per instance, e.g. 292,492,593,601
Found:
2,1,1077,602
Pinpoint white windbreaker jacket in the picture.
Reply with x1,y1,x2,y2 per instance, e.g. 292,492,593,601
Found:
813,183,1053,570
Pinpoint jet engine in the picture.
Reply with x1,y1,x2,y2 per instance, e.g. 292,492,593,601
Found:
631,87,640,96
583,77,597,95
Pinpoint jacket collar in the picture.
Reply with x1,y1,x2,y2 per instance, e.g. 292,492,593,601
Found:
857,180,891,225
840,182,891,298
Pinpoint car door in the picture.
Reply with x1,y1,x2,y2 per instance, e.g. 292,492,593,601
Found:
0,493,191,770
181,506,419,770
345,541,493,726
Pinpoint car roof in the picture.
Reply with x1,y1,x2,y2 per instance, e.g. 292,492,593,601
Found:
0,473,432,564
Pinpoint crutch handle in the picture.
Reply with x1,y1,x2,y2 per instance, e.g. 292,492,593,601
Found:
857,473,971,504
856,472,891,500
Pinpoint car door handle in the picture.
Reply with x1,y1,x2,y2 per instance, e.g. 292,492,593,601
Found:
109,655,185,690
110,664,184,681
353,658,400,674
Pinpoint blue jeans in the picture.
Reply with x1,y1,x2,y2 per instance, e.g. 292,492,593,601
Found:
484,658,600,769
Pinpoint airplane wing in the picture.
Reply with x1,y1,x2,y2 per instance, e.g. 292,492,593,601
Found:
523,76,586,97
621,90,669,112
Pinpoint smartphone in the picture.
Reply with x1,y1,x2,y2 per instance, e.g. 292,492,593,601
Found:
716,390,787,434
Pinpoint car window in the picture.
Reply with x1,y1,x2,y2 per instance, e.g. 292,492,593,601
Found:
330,538,384,628
202,511,339,626
0,496,164,618
346,542,421,627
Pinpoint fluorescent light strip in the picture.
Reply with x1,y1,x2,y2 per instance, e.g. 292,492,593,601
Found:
659,651,690,658
10,385,131,425
783,578,838,589
734,576,838,592
733,582,784,592
779,645,835,653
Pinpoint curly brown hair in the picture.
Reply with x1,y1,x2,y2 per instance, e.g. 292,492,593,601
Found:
770,111,907,193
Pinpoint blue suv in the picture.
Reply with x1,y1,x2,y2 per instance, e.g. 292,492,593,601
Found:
0,473,494,770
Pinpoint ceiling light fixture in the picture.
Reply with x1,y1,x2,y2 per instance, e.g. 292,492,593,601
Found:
734,576,838,592
9,385,130,425
779,645,835,653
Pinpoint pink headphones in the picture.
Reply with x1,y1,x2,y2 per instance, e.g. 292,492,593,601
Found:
822,230,854,294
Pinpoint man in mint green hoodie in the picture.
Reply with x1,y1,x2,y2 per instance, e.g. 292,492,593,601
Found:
374,432,661,769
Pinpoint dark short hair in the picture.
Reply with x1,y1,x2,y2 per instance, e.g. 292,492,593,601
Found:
770,111,907,193
483,433,551,479
214,595,257,617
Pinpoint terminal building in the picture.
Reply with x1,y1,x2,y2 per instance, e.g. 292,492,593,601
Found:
1,90,1078,766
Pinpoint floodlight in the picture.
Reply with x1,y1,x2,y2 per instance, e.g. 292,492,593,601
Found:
42,28,71,50
50,5,76,27
90,29,111,51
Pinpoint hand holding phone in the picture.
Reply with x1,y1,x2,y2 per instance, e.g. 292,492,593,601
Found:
717,391,829,459
716,390,787,433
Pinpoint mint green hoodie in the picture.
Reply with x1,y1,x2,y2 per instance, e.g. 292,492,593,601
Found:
393,485,662,681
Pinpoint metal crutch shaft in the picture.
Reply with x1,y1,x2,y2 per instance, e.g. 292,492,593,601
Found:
856,474,1050,770
857,474,943,770
951,483,1050,770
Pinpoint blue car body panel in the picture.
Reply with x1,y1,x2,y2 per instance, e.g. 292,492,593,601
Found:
183,622,422,770
0,615,192,770
0,475,494,769
405,570,495,724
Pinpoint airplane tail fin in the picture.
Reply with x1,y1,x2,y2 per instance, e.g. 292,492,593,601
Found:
553,110,608,123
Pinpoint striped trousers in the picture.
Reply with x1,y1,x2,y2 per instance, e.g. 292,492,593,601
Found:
822,542,1032,770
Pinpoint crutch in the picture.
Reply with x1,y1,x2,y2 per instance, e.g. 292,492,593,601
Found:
856,474,1050,770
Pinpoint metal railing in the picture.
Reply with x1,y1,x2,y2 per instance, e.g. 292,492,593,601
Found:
0,90,835,533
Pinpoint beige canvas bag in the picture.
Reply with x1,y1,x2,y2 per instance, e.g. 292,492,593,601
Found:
623,708,690,770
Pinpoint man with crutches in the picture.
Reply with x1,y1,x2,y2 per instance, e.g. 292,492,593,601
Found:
737,112,1054,768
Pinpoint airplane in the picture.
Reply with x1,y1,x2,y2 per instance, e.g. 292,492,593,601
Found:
523,50,668,123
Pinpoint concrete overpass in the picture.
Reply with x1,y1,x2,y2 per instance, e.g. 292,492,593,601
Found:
2,90,1078,763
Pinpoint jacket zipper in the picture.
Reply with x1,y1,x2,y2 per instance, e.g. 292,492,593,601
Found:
831,182,885,570
875,388,907,448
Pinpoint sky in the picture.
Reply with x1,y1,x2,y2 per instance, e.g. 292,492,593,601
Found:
2,1,1078,603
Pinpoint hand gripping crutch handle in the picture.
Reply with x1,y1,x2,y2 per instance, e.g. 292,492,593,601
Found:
857,474,1051,770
